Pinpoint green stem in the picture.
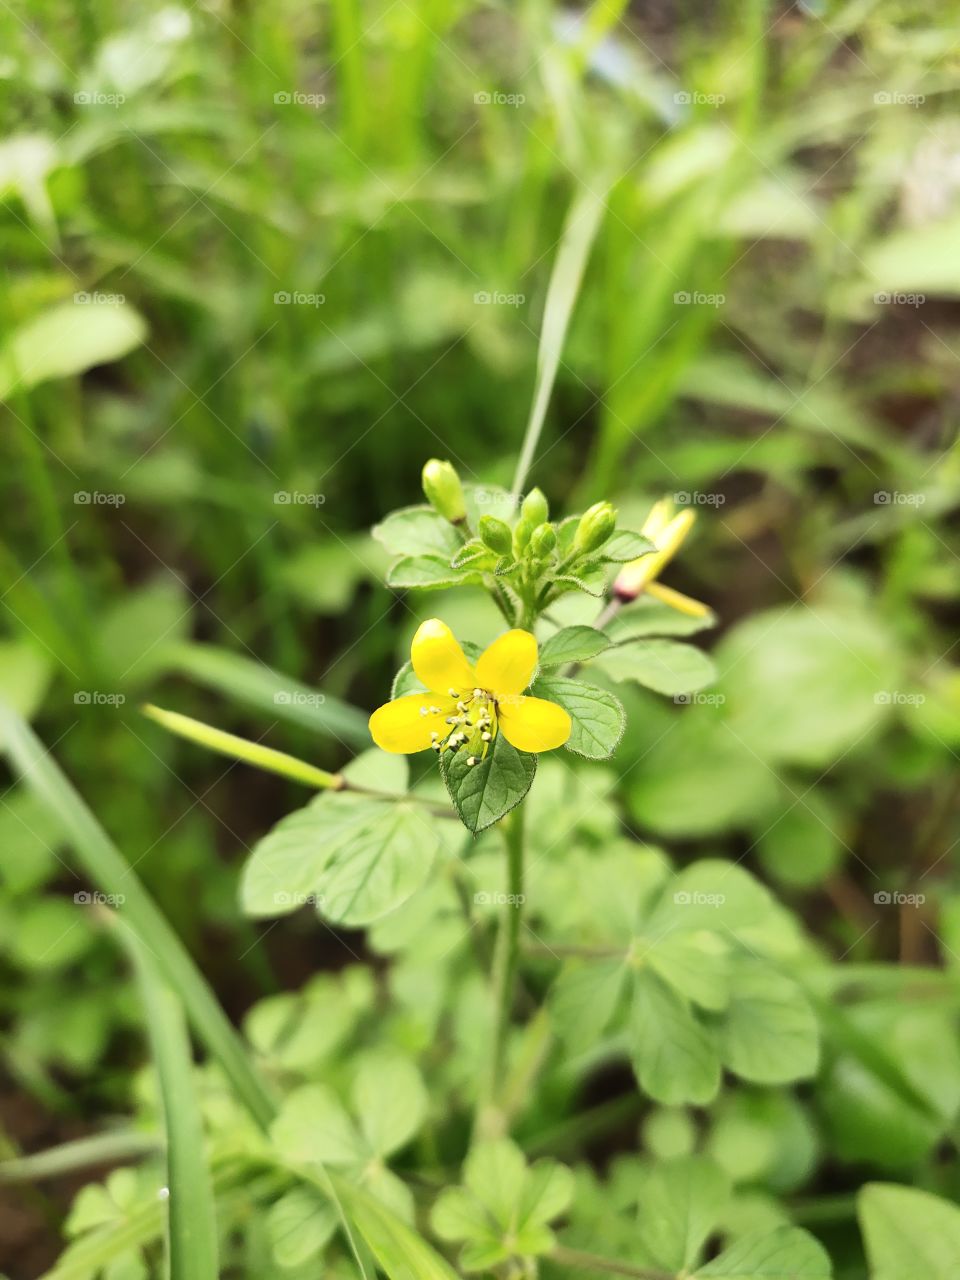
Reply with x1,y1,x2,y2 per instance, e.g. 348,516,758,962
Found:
477,804,525,1137
550,1246,672,1279
144,703,343,790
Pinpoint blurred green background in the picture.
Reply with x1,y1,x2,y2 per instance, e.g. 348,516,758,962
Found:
3,0,960,1270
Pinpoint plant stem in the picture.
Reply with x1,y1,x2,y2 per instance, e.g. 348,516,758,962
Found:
476,804,525,1138
550,1246,673,1279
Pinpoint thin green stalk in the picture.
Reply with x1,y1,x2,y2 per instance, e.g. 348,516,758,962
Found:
144,703,457,817
127,929,218,1280
0,703,277,1131
477,804,525,1137
143,703,343,790
0,1131,159,1182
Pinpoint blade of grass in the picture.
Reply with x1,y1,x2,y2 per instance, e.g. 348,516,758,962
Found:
125,929,218,1279
0,702,276,1131
168,641,370,747
510,182,608,500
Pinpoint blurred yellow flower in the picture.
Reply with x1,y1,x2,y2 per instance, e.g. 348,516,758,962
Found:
614,498,708,617
369,619,570,760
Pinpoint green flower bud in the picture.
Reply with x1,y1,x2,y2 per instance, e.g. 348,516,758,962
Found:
513,519,534,552
530,522,557,556
478,514,514,554
521,487,549,527
421,458,466,523
574,501,617,553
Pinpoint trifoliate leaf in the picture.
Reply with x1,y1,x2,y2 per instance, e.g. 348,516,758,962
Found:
440,733,536,833
353,1052,428,1156
630,969,721,1106
719,961,819,1084
693,1226,832,1279
532,676,625,760
240,793,440,925
268,1187,338,1268
645,932,730,1012
638,1156,731,1273
598,638,717,697
549,959,627,1046
372,505,462,557
538,625,611,667
270,1084,367,1166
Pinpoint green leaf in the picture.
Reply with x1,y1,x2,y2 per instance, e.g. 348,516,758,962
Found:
532,676,625,760
645,860,772,938
241,793,385,917
518,1161,574,1227
693,1226,832,1279
241,794,440,926
720,962,819,1085
353,1052,428,1157
330,1173,461,1280
271,1085,367,1167
630,969,721,1105
549,959,627,1046
372,505,461,557
599,638,717,696
169,641,370,746
268,1187,338,1268
646,933,730,1012
0,301,147,398
601,530,655,561
717,605,901,767
430,1188,494,1243
387,554,478,590
638,1156,731,1272
0,641,51,735
859,1183,960,1279
538,626,611,666
464,1140,528,1225
607,596,716,639
440,733,535,834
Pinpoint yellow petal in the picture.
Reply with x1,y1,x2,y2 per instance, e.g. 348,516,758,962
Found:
368,694,455,754
476,629,538,696
410,619,475,696
498,695,571,753
641,497,674,540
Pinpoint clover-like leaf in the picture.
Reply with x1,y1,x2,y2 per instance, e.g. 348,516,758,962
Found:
630,969,721,1106
693,1226,832,1279
431,1140,572,1275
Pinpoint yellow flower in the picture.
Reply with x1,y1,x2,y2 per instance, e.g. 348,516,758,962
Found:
369,620,571,761
614,498,708,618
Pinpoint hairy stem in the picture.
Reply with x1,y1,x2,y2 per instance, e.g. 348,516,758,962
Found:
476,804,525,1138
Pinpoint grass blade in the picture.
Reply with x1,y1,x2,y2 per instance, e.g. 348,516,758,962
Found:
126,931,219,1280
0,703,276,1131
510,183,608,499
169,642,370,748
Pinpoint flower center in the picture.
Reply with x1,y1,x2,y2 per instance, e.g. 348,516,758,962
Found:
429,687,499,765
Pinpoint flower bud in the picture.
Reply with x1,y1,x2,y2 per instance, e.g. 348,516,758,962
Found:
521,487,549,527
478,514,514,554
421,458,466,523
574,501,617,553
530,522,557,556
